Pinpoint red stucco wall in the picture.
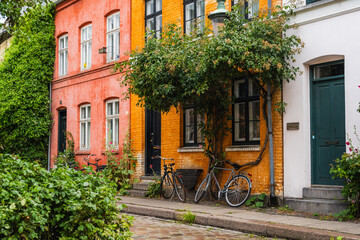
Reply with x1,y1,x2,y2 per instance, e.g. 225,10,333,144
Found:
50,0,131,167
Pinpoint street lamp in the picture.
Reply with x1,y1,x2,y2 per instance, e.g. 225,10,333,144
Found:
208,0,229,36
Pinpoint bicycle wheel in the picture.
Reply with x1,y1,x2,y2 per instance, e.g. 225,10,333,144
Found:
174,174,186,202
225,174,251,207
161,173,174,199
194,174,210,203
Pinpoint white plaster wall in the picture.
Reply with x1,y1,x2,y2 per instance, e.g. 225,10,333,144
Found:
284,0,360,198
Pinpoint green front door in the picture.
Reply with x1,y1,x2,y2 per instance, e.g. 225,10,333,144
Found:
311,61,345,185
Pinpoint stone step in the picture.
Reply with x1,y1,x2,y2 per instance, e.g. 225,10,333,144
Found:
128,189,147,198
303,187,344,200
285,198,347,215
140,175,157,183
133,182,150,191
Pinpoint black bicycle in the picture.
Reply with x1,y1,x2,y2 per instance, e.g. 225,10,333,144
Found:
153,156,186,202
194,154,252,207
83,154,107,172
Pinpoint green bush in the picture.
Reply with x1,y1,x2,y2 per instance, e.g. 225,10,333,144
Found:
330,133,360,218
0,154,133,239
0,4,55,166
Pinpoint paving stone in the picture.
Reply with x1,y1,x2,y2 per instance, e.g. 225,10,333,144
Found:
130,214,282,240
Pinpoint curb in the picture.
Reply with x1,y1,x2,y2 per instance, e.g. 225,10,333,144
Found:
122,204,360,240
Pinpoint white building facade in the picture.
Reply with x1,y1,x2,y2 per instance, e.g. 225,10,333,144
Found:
284,0,360,199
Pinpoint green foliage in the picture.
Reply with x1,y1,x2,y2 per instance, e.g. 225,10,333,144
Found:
146,166,161,198
278,205,294,212
117,5,303,165
0,0,49,31
0,154,133,239
246,193,267,208
332,209,354,222
181,209,196,224
0,4,55,166
53,131,77,168
103,132,136,195
330,129,360,218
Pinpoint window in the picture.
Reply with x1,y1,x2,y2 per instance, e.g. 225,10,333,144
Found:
107,12,120,62
184,108,204,146
80,104,91,150
81,24,92,70
233,77,260,145
59,35,68,77
232,0,259,19
106,99,119,147
307,0,322,3
184,0,205,34
145,0,162,39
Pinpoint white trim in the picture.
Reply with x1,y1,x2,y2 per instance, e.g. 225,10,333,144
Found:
106,12,120,62
80,104,91,150
58,35,68,77
106,99,120,147
81,24,92,70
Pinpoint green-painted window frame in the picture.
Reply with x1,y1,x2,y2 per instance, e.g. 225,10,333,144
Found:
306,0,322,4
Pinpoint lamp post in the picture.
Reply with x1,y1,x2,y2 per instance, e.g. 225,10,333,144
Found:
208,0,229,36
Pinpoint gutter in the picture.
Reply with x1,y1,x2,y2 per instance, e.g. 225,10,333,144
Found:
54,0,66,5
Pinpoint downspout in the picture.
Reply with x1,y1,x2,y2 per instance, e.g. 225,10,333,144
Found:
267,84,276,205
47,82,52,171
267,0,276,205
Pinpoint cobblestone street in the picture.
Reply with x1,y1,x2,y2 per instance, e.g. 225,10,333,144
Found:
130,214,281,240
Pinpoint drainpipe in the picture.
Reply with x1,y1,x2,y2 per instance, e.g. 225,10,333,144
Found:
267,0,276,206
47,82,52,171
268,84,276,205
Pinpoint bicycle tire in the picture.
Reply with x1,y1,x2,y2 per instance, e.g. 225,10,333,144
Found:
174,174,186,202
194,174,210,203
225,174,251,207
161,173,174,199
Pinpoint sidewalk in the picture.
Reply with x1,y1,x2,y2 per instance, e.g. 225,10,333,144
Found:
119,196,360,240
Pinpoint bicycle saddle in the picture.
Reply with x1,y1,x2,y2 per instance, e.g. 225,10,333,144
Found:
226,160,241,171
169,163,175,166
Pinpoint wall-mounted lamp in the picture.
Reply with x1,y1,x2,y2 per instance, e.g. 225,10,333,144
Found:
60,100,62,105
99,47,107,54
208,0,229,36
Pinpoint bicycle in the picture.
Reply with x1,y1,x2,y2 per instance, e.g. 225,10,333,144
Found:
152,156,186,202
194,154,252,207
83,154,107,172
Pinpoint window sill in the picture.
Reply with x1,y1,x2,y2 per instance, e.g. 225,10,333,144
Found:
75,150,91,155
225,145,261,152
177,147,204,153
101,149,119,155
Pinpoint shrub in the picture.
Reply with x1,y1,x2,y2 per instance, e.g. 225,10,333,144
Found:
330,131,360,218
245,193,267,208
0,154,133,239
103,132,136,195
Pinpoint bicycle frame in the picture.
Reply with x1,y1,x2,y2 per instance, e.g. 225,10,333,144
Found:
209,166,236,200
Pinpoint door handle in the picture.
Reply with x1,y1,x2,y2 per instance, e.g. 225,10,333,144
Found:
326,140,339,145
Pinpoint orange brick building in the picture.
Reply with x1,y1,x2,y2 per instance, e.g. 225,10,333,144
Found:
131,0,283,199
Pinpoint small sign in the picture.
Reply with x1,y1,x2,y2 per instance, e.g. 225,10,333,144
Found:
287,122,299,131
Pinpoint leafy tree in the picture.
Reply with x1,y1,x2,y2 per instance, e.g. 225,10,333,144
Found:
117,4,303,168
0,3,55,166
0,0,49,31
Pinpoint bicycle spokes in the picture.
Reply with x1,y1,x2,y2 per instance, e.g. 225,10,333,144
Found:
225,175,251,207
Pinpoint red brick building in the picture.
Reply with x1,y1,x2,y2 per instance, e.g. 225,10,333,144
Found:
50,0,131,167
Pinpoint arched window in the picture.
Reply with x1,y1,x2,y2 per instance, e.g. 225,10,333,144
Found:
80,104,91,150
107,12,120,62
106,99,119,147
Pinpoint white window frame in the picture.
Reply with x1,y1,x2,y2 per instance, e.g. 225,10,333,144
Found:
59,35,68,77
81,24,92,70
80,104,91,150
106,99,119,147
107,12,120,62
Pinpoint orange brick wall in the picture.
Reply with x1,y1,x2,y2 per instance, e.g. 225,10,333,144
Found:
131,0,284,197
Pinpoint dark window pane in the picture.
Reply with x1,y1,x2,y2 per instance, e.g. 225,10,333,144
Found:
313,63,344,79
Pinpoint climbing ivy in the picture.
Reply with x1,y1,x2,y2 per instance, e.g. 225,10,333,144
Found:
0,4,55,166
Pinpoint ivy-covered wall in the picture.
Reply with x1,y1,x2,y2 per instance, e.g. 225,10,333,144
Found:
0,4,55,165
